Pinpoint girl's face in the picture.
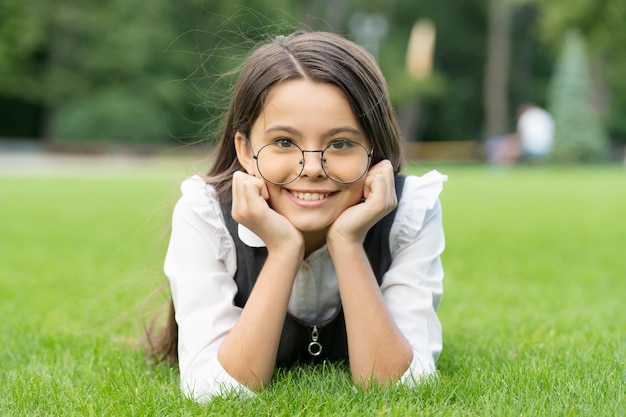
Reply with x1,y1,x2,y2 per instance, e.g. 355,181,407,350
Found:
235,79,371,241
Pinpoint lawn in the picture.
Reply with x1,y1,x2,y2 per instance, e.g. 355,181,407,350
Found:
1,160,625,416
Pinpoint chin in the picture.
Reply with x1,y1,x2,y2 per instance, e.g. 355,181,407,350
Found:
289,209,346,232
290,219,333,233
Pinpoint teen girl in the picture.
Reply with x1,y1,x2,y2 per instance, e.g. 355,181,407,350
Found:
152,31,447,402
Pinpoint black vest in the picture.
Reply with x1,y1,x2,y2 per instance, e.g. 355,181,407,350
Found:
220,176,406,366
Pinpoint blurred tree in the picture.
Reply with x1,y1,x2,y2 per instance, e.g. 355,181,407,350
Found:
5,0,621,152
532,0,626,144
0,0,298,144
324,0,487,142
0,0,50,138
0,0,187,143
547,30,610,162
0,0,495,145
483,0,513,139
484,0,558,139
508,4,553,110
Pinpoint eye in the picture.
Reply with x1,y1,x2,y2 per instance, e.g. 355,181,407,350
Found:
328,140,355,150
274,138,296,149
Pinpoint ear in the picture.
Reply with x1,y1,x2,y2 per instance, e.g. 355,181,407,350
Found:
234,132,255,174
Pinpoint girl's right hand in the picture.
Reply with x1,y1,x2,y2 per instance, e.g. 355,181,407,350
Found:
231,171,304,257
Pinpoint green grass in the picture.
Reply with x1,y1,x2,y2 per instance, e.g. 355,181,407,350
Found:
1,161,625,416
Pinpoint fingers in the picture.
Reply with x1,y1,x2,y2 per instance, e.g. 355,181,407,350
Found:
231,171,303,255
233,171,268,201
233,170,269,199
363,160,397,213
231,171,269,223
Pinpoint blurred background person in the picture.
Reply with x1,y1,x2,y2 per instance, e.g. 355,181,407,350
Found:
516,103,555,161
484,133,521,165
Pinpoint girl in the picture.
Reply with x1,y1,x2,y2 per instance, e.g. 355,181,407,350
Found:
151,31,447,402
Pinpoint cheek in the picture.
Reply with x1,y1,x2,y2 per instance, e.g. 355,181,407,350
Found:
326,183,365,219
264,184,284,208
343,182,366,206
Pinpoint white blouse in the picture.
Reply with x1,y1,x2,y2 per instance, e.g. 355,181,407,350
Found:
164,170,447,402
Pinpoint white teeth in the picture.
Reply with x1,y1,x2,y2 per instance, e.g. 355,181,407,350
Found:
293,192,329,201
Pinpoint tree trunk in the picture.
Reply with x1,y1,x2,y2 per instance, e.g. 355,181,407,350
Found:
483,0,513,138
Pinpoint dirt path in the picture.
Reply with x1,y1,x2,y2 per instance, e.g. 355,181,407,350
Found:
0,150,210,178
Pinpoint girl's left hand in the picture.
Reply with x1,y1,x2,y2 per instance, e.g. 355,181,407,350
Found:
327,160,397,244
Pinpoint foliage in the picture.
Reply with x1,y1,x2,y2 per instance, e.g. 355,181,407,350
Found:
547,30,610,162
0,1,300,143
533,0,626,142
0,0,487,144
1,162,625,415
1,0,626,145
52,90,167,143
374,0,488,142
0,0,188,142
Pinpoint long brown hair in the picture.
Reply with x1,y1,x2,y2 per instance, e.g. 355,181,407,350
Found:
146,30,405,364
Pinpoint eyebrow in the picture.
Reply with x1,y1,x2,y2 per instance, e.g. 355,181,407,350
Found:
264,125,363,138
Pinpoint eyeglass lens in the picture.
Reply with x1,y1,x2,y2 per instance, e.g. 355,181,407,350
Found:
254,141,371,185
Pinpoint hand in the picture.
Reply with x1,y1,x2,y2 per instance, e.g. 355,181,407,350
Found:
327,160,397,244
231,171,304,256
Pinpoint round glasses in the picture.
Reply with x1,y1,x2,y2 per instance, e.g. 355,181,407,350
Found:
251,140,373,185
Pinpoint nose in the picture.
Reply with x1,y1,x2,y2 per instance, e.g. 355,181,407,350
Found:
300,150,326,179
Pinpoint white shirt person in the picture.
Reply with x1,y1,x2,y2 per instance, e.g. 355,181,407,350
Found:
165,171,446,402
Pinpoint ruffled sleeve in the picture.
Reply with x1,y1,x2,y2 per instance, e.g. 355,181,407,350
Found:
382,170,447,384
179,175,237,276
390,170,447,249
165,175,251,402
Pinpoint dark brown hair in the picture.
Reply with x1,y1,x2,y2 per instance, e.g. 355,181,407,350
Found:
146,30,404,364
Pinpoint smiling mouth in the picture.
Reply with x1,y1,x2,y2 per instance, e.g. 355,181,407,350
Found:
290,191,331,201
